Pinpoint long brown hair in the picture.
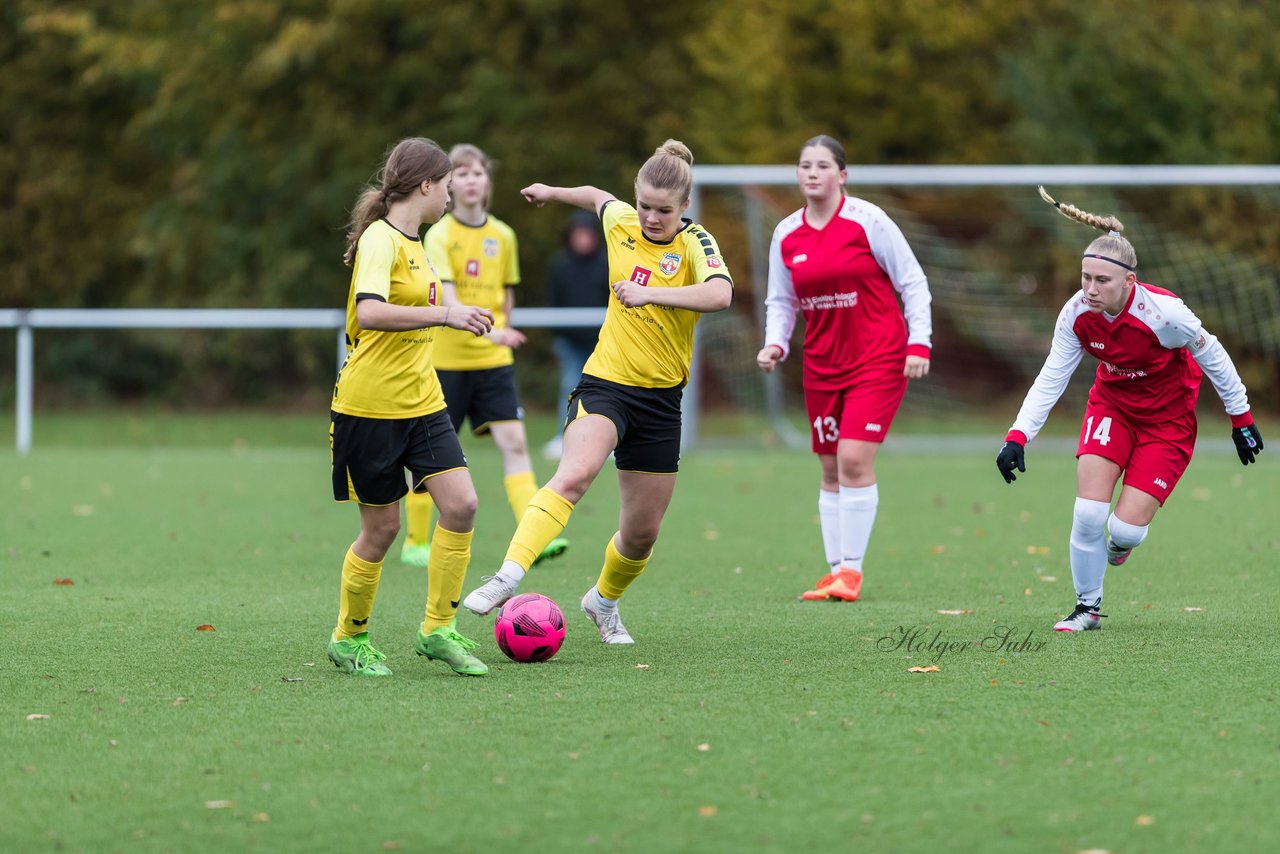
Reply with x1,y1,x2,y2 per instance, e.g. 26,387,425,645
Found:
343,138,452,266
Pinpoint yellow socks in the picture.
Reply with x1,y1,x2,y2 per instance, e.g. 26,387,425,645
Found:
596,534,650,601
504,487,574,569
404,489,434,546
423,524,472,633
334,547,382,640
504,470,539,524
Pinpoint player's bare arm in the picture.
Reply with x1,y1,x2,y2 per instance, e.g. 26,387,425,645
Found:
614,278,731,313
357,298,493,337
521,184,615,213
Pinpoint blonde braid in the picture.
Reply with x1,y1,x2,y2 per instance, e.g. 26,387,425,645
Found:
1038,186,1125,234
1039,186,1137,270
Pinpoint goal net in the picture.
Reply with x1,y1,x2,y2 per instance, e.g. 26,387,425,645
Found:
685,166,1280,448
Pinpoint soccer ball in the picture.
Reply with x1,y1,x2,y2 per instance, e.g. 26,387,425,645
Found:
494,593,566,663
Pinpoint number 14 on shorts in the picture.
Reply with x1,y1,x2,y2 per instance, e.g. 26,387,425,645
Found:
1084,415,1113,447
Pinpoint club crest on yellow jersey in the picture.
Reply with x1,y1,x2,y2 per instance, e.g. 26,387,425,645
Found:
483,238,499,257
660,252,682,275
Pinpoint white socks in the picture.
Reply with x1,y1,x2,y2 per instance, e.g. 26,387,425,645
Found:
1069,497,1110,606
838,484,878,571
497,560,526,584
818,489,840,568
1108,514,1148,551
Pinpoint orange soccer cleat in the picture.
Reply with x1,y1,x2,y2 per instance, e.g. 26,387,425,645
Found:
800,572,839,601
823,568,864,602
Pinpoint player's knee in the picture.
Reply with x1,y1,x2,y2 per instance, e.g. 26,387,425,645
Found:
619,527,658,557
366,515,401,550
1108,514,1149,549
548,472,590,504
499,433,529,460
437,492,479,530
1070,497,1110,541
837,449,875,482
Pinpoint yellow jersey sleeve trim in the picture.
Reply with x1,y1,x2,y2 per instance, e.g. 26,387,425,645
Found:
685,224,733,286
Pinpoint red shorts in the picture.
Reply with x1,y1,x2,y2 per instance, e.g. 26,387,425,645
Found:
1075,401,1197,504
804,371,908,453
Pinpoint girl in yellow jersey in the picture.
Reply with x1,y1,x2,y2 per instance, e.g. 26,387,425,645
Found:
463,140,733,644
327,137,494,677
399,144,568,568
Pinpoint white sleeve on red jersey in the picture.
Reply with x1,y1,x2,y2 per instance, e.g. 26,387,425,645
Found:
763,212,803,359
1141,288,1250,416
862,202,932,349
1009,295,1085,443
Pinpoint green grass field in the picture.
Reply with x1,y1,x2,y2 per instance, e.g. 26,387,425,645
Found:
3,413,1277,852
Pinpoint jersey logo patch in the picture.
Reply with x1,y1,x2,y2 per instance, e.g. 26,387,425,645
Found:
1090,341,1105,350
630,266,652,286
707,257,722,268
792,253,808,264
1190,334,1207,352
465,259,480,277
865,423,882,433
482,238,499,258
659,252,682,275
429,281,437,305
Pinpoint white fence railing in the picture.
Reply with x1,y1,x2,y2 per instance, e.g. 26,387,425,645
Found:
1,307,607,454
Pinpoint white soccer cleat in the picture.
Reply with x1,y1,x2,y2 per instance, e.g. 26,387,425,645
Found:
581,589,634,644
462,574,521,616
1053,602,1105,632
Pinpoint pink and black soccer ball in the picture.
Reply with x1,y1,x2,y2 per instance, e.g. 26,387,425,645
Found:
494,593,566,663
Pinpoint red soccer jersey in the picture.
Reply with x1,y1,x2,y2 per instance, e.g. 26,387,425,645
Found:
1008,282,1251,444
764,196,931,391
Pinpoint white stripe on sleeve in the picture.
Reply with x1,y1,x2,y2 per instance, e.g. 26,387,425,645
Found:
763,219,800,360
1010,297,1085,442
865,206,932,348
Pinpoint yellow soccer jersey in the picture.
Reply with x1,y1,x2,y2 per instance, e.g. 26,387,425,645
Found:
331,219,447,419
584,200,732,388
424,213,521,370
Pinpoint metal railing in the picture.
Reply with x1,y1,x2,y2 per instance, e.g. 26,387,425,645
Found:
1,307,607,454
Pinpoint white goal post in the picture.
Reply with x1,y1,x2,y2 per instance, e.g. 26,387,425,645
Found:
683,164,1280,449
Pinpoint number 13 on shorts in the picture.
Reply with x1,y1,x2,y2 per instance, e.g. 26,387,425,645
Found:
813,416,839,444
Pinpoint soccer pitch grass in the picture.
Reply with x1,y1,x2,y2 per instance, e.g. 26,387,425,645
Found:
4,417,1277,852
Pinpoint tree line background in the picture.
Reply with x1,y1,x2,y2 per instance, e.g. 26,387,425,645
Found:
2,0,1278,412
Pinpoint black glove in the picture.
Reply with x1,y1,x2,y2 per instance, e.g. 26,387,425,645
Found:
996,441,1026,483
1232,422,1264,465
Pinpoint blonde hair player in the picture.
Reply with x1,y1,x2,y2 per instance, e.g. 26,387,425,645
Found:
399,144,569,569
327,137,495,677
996,187,1263,632
461,140,733,644
757,135,933,603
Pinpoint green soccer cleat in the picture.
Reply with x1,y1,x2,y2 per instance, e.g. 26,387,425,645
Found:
327,632,393,676
532,537,570,566
400,540,431,567
415,625,489,676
